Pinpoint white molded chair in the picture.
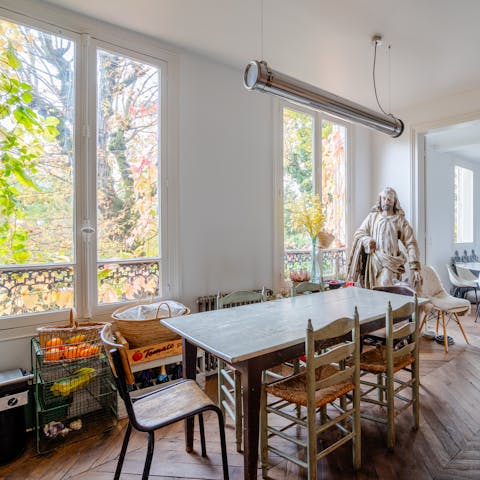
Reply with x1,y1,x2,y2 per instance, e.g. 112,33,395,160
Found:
446,263,478,304
420,265,470,353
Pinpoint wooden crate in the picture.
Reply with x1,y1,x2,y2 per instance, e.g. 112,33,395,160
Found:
126,339,183,366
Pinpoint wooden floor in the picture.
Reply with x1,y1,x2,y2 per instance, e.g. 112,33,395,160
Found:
2,309,480,479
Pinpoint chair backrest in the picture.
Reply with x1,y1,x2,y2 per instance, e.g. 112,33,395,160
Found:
372,285,415,297
455,265,479,282
217,289,266,309
420,265,446,299
446,263,474,288
305,310,360,402
292,281,323,296
385,296,419,367
100,324,138,423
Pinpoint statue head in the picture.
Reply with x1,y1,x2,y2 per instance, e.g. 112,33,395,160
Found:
372,187,404,214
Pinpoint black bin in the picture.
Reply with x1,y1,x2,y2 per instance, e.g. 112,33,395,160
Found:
0,369,33,465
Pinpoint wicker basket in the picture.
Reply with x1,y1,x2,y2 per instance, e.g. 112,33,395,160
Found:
36,309,107,363
112,300,190,348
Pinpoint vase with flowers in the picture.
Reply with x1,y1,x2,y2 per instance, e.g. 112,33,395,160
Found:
289,192,328,284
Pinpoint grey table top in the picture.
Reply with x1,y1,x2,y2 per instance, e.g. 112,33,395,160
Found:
162,287,426,364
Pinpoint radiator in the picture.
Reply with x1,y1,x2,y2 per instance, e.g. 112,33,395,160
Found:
196,290,273,374
197,294,218,312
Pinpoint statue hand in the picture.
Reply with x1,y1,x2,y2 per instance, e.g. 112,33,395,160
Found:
411,270,422,290
365,238,376,254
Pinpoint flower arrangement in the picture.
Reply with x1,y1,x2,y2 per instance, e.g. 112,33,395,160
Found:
289,192,326,240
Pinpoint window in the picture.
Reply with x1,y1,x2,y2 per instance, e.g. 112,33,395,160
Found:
0,15,177,326
281,105,348,283
454,165,473,244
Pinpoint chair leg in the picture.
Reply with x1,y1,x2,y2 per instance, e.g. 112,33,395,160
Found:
441,312,449,353
307,399,317,480
412,360,420,430
234,370,242,452
198,413,207,457
353,389,361,470
218,360,226,417
387,371,395,450
215,408,230,480
436,310,441,333
114,421,132,480
453,313,470,344
377,374,384,403
260,383,269,479
142,431,155,480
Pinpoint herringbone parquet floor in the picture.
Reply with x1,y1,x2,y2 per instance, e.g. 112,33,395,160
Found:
2,311,480,480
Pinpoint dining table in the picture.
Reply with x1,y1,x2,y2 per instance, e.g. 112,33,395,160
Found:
161,286,426,480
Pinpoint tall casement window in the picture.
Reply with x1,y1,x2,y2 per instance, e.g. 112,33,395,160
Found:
0,16,177,326
454,165,474,244
281,105,349,284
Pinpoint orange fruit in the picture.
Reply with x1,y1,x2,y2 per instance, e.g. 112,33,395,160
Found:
46,337,63,348
66,334,87,344
45,348,61,361
65,346,79,359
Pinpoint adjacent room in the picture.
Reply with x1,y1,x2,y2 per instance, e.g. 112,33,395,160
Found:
1,0,480,479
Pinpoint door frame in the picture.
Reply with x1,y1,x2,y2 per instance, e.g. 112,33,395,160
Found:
411,110,480,264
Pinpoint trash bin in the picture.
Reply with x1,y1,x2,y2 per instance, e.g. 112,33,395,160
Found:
0,369,33,465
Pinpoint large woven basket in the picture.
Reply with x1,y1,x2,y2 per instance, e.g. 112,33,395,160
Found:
112,300,190,348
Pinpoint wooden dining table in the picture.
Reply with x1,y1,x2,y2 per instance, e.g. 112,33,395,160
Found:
161,286,425,480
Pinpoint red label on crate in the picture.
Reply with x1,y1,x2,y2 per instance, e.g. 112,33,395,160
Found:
127,339,183,364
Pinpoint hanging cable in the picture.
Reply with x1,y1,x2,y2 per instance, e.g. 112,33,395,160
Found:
372,37,395,120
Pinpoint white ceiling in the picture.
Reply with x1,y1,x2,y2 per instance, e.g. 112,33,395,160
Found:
42,0,480,113
426,120,480,162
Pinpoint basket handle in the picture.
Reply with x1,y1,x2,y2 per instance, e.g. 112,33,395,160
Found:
155,302,172,319
69,308,79,329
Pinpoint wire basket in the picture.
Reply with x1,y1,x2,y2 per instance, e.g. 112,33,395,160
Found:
112,300,190,348
36,309,107,364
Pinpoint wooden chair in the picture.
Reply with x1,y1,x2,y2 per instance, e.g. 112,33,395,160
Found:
100,324,229,480
357,297,419,450
260,312,361,480
217,289,266,452
291,281,324,296
362,285,415,348
419,265,470,352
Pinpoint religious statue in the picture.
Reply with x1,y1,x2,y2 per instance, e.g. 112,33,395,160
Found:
347,187,422,290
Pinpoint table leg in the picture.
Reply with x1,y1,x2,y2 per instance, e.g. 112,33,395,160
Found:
240,360,263,480
182,338,197,452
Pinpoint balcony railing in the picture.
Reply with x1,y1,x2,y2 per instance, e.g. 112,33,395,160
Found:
284,247,347,280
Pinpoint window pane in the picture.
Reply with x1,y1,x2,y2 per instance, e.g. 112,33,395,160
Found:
0,20,74,316
96,50,161,303
321,120,346,247
283,108,313,276
454,165,473,243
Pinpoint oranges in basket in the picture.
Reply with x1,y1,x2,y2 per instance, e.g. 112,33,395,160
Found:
43,334,101,363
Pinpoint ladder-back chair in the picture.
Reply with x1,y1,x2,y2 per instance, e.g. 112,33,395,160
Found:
217,289,266,452
260,312,361,479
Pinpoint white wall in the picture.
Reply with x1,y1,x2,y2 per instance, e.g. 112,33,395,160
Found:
178,54,274,308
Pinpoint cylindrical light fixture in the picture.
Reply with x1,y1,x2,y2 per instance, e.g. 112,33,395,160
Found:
243,60,404,138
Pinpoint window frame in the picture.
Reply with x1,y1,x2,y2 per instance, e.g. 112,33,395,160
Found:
0,5,179,333
273,99,352,292
453,162,475,246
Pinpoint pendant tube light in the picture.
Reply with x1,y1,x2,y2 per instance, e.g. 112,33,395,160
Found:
243,60,404,138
